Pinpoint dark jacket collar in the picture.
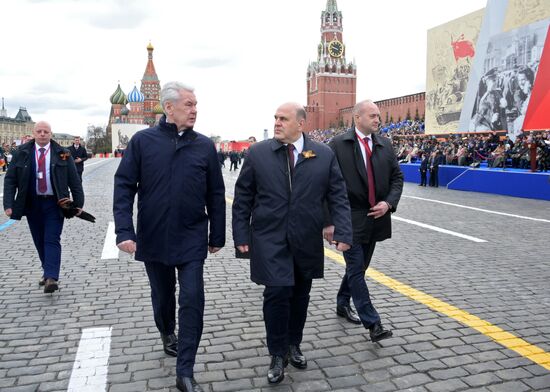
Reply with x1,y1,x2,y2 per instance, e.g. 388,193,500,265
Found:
270,132,310,151
158,115,197,140
344,127,383,147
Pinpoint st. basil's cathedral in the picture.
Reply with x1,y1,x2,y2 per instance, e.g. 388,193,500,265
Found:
106,42,163,147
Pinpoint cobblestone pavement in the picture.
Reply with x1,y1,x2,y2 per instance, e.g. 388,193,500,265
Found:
0,158,549,392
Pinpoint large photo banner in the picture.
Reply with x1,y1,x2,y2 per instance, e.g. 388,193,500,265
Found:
426,0,550,136
465,20,548,140
458,0,550,140
425,9,484,134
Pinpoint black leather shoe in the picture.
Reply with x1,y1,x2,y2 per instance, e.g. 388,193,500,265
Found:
289,344,307,369
44,278,58,293
176,376,203,392
369,322,393,342
39,277,46,286
267,355,288,384
336,304,361,324
161,333,178,357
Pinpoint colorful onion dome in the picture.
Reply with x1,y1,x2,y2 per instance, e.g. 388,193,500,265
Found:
110,83,127,105
127,85,145,103
147,41,154,50
120,106,130,115
153,102,164,115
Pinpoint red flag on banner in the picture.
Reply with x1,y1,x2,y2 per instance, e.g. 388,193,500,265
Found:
523,26,550,131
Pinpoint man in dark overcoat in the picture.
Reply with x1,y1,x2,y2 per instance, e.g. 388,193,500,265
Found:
324,100,403,342
429,150,441,187
229,150,239,171
68,136,88,180
232,102,352,384
419,152,429,186
113,82,225,392
3,121,84,294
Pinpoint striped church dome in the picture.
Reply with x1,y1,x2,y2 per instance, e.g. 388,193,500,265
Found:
127,85,145,103
109,83,127,105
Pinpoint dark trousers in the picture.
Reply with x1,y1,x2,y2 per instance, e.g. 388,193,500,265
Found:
263,277,312,357
420,170,427,186
337,242,380,329
230,161,238,171
429,167,439,187
77,169,83,181
144,260,204,378
26,196,64,280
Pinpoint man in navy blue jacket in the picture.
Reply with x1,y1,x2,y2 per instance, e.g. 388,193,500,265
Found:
113,82,225,392
233,102,352,384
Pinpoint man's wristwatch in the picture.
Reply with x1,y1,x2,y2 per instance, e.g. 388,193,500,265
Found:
384,201,393,211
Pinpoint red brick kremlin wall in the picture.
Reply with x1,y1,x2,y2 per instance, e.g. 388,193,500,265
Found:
375,92,425,123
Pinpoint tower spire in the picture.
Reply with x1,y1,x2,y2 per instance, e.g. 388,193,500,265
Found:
141,42,161,127
326,0,338,13
143,42,158,81
0,97,7,117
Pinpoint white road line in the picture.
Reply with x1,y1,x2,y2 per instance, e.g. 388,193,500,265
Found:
67,327,112,392
402,195,550,224
393,216,487,243
101,222,119,259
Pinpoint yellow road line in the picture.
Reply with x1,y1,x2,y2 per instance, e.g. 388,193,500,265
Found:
324,247,550,371
226,195,550,371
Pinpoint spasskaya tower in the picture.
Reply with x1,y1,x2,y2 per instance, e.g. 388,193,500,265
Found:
305,0,357,131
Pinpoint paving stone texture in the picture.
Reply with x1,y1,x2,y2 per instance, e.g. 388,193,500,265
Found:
0,158,549,391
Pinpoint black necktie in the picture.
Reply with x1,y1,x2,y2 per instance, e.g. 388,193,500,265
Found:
287,144,295,176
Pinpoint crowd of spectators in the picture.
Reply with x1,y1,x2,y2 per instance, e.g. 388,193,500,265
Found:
382,119,425,136
307,119,550,172
0,142,18,173
391,130,550,171
308,119,425,144
308,128,347,144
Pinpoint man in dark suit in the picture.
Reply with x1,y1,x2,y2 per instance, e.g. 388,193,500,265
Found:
232,102,352,384
114,81,225,392
419,152,429,186
229,150,239,171
428,150,441,187
68,136,88,180
3,121,84,293
324,100,403,342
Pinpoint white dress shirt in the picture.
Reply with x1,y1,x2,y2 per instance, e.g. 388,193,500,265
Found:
287,133,304,167
355,129,373,168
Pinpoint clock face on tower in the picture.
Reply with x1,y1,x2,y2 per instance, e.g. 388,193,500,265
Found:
328,40,343,58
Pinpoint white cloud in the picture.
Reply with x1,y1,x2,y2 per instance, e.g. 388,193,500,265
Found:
1,0,487,140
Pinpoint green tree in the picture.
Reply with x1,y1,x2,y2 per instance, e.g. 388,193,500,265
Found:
86,125,110,155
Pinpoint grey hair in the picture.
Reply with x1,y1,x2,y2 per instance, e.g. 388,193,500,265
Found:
296,106,306,121
352,100,374,115
160,81,195,109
